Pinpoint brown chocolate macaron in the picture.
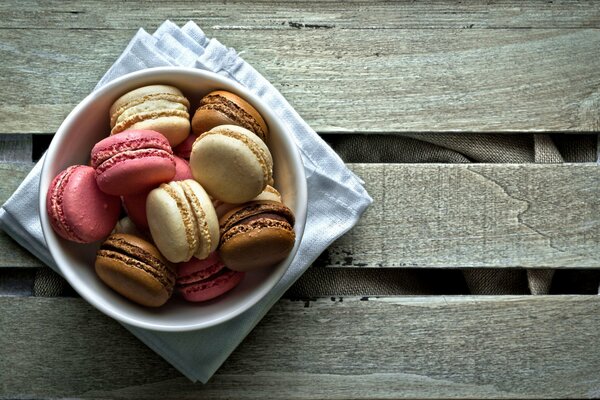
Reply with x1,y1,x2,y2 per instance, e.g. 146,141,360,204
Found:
218,200,295,272
95,233,175,307
191,90,268,143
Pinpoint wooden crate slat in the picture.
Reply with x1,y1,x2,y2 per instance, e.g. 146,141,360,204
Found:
1,28,600,133
330,163,600,268
1,0,599,29
1,295,599,398
1,162,598,269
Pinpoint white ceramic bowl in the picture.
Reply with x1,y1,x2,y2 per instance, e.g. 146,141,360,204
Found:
39,67,307,332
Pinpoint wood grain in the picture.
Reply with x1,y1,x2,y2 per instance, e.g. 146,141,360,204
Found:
1,27,600,133
1,163,598,269
329,163,600,268
1,0,599,30
2,295,599,398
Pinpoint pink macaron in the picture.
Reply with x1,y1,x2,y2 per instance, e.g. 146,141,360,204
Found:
176,252,244,302
173,133,197,160
46,165,121,243
91,130,176,196
122,156,193,229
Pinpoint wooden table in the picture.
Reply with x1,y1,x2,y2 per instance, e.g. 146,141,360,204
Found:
1,1,600,398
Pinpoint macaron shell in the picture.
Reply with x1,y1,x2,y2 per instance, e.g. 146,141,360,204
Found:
122,156,192,230
110,85,190,122
178,180,220,260
91,129,172,166
146,183,197,263
122,190,150,229
146,180,219,263
95,233,175,307
219,225,295,272
95,255,171,307
191,108,239,135
113,98,187,127
173,134,196,160
178,269,244,302
219,200,295,233
109,85,191,147
96,152,176,195
176,252,224,284
190,125,273,203
173,156,193,180
218,200,296,272
124,116,190,147
92,130,176,196
176,253,244,302
213,185,282,218
191,90,269,143
46,165,121,243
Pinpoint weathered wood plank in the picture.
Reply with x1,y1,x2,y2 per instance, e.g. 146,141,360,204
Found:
1,163,598,269
0,161,33,204
0,134,31,162
1,0,599,30
1,296,599,398
1,27,600,133
330,163,600,269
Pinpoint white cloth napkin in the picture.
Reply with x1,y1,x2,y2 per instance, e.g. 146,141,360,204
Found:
0,21,372,383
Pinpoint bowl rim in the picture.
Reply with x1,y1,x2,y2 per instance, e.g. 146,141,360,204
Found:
39,66,308,331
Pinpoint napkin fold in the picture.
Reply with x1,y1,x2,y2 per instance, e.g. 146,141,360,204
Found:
0,21,371,383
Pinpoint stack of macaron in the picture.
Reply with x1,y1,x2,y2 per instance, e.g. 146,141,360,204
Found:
46,85,296,308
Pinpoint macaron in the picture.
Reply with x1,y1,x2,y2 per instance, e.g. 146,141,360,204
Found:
122,156,192,229
176,252,244,302
110,84,191,147
213,185,282,218
95,233,175,307
173,133,196,160
191,90,268,143
46,165,121,243
91,130,176,196
218,200,296,272
189,125,273,204
146,179,220,263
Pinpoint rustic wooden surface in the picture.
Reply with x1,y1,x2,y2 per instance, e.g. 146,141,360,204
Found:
1,1,600,398
1,1,600,133
2,296,600,399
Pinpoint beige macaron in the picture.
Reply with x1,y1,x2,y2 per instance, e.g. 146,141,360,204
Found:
110,85,191,147
146,179,219,263
189,125,273,204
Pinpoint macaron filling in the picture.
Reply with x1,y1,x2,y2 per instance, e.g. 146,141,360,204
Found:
91,135,172,167
179,181,213,259
112,109,190,135
220,201,295,234
221,216,293,244
111,92,190,127
98,237,175,290
161,183,199,259
177,268,240,293
198,95,267,142
177,260,225,286
94,148,174,175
